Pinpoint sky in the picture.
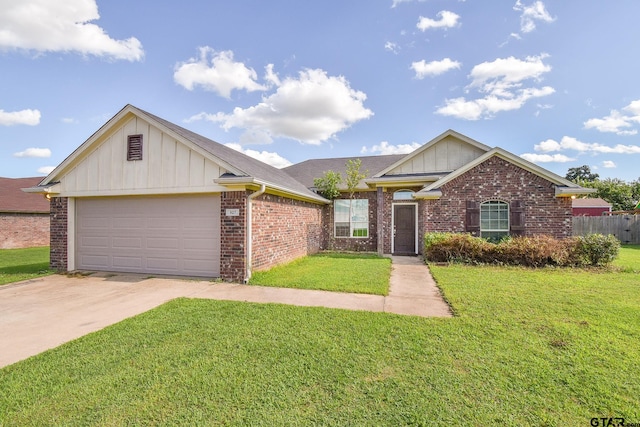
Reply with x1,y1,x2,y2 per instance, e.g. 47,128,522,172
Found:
2,0,640,182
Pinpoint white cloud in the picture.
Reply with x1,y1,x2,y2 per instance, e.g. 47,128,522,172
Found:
361,141,421,155
0,108,41,126
174,47,266,98
61,117,78,124
411,58,461,78
513,1,555,33
385,41,400,54
417,11,460,31
583,99,640,135
436,54,554,120
37,166,55,175
0,0,143,61
534,136,640,154
225,143,292,168
13,147,51,158
192,68,373,145
519,153,576,163
264,64,281,87
391,0,427,8
602,160,616,168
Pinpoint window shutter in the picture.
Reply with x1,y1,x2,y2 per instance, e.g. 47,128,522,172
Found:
510,200,525,236
465,200,480,235
127,134,143,161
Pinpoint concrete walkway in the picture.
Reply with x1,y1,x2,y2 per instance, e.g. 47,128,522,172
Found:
0,256,451,368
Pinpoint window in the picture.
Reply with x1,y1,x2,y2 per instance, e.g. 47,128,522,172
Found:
393,190,415,200
480,201,509,240
127,134,143,161
334,199,369,238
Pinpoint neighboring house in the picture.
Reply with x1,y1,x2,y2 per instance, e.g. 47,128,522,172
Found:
572,198,612,216
25,104,593,281
0,177,50,249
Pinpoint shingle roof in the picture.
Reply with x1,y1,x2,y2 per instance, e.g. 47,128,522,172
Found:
0,177,50,213
283,154,406,189
136,107,325,202
572,197,612,208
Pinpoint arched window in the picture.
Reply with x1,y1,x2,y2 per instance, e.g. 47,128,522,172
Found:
480,201,509,241
393,189,415,200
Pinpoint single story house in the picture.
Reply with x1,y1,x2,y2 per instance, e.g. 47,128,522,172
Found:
0,177,50,249
571,197,612,216
25,104,593,282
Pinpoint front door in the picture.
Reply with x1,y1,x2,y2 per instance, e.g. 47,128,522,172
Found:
393,204,416,254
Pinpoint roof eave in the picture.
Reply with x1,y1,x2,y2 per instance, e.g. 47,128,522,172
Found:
555,187,597,197
215,177,329,204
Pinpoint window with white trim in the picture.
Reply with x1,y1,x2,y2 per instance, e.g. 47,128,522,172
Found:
334,199,369,238
480,201,509,240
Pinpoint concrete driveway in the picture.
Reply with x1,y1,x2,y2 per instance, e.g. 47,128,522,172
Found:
0,257,451,368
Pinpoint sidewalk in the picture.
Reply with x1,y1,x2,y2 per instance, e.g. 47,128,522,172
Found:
0,256,451,367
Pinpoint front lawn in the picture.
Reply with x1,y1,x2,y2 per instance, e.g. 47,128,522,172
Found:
0,247,51,286
249,252,392,295
1,252,638,425
614,245,640,272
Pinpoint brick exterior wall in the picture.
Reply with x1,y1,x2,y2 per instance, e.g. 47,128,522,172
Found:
421,156,573,239
220,191,248,282
251,194,323,271
50,197,68,271
0,213,49,249
321,191,378,252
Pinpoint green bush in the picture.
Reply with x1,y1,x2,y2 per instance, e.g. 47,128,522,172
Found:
576,234,620,266
423,232,619,268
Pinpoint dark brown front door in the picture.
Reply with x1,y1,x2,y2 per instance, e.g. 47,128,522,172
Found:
393,204,416,254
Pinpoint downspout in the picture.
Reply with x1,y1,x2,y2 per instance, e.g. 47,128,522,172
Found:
245,184,266,283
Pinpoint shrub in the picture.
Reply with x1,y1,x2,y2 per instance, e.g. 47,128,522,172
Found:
423,232,619,268
424,233,492,264
575,234,620,266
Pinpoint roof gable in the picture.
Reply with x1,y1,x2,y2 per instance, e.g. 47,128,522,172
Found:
415,147,595,198
374,129,491,178
39,105,325,202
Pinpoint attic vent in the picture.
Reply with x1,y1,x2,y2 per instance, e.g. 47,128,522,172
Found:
127,134,143,161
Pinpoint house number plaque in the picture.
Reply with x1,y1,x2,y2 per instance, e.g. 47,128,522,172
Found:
225,209,240,217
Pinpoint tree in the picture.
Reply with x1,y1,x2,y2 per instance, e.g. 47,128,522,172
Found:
566,165,599,182
313,170,342,200
344,158,368,200
580,178,636,211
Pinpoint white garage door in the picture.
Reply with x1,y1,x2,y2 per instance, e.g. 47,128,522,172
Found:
76,195,220,277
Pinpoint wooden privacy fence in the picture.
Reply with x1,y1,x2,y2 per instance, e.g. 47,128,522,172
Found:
572,215,640,244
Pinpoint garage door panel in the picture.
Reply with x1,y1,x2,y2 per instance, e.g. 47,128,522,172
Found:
81,236,110,248
113,256,143,268
76,196,220,277
80,254,110,268
112,237,143,249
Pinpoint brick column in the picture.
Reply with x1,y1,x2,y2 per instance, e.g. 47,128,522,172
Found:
376,187,384,255
219,191,248,282
50,197,68,271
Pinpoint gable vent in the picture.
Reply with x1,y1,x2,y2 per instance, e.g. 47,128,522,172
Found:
127,134,143,161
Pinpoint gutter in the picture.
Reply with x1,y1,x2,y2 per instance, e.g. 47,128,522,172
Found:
245,184,266,283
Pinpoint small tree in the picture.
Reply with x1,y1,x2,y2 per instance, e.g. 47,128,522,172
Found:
344,159,368,200
313,170,342,200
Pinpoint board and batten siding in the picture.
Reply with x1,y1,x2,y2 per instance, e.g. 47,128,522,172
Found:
387,135,486,175
59,116,228,196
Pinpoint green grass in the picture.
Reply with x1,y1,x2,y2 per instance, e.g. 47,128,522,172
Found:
1,249,638,425
249,252,392,295
614,245,640,272
0,247,51,285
